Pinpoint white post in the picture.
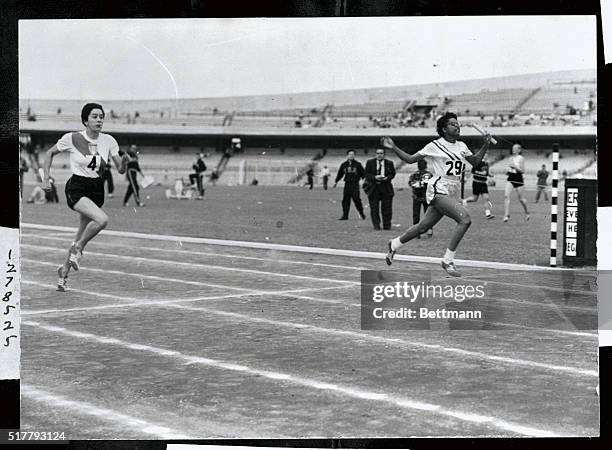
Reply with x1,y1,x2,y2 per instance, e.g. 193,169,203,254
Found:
550,144,560,266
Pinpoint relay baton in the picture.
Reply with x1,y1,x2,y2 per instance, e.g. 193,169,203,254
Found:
469,123,497,145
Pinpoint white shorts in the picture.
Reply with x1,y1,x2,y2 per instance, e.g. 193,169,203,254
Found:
426,176,461,204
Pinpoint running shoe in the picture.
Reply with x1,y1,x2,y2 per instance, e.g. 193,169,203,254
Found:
486,214,495,219
385,240,396,266
68,245,82,271
503,216,509,222
525,214,530,221
441,260,461,277
56,266,68,292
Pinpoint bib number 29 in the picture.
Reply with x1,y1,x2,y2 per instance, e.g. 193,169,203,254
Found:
445,160,464,176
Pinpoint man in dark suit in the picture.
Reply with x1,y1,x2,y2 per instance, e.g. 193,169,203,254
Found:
364,148,396,230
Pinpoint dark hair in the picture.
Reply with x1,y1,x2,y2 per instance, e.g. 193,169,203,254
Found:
346,149,355,154
436,112,457,137
81,103,105,126
417,159,427,170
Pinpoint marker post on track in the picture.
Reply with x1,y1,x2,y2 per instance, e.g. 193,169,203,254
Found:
550,143,560,266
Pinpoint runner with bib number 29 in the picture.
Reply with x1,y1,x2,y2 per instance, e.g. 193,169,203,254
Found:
380,112,491,277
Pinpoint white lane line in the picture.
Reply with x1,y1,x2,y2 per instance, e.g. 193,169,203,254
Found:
461,276,597,296
22,280,212,304
21,384,193,439
289,291,596,315
288,291,596,337
22,222,574,272
21,280,351,316
23,258,352,294
156,301,600,377
24,256,596,323
22,320,566,437
22,276,596,339
22,281,597,377
22,244,358,286
22,232,596,296
21,233,373,272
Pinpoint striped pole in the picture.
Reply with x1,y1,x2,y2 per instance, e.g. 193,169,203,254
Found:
550,143,560,266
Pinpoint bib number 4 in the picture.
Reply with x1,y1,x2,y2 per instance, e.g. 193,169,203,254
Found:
445,160,464,176
87,155,98,170
87,155,107,175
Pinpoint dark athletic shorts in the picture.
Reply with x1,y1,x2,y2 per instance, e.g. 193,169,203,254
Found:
65,174,104,210
507,172,524,188
472,181,489,196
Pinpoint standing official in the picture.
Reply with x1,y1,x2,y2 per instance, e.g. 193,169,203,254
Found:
334,150,366,220
365,148,396,230
409,159,433,237
321,165,330,190
189,152,207,199
306,165,315,190
123,146,145,207
101,160,114,198
535,164,549,203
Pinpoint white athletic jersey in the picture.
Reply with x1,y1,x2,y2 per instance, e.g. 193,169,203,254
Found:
56,131,119,178
416,137,472,184
509,155,525,174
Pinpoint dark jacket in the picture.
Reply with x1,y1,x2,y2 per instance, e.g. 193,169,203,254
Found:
193,158,207,173
364,158,396,196
335,160,365,184
409,169,433,199
126,159,142,179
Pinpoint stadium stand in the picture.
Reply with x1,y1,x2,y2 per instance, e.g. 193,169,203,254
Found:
19,70,597,188
520,84,597,115
442,88,533,115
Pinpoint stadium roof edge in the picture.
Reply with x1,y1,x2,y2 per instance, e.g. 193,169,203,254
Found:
20,121,596,140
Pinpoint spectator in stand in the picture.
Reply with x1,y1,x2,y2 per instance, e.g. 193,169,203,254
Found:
535,164,550,203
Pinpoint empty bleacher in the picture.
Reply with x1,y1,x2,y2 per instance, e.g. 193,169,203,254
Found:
330,100,407,117
443,88,533,115
520,84,596,114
